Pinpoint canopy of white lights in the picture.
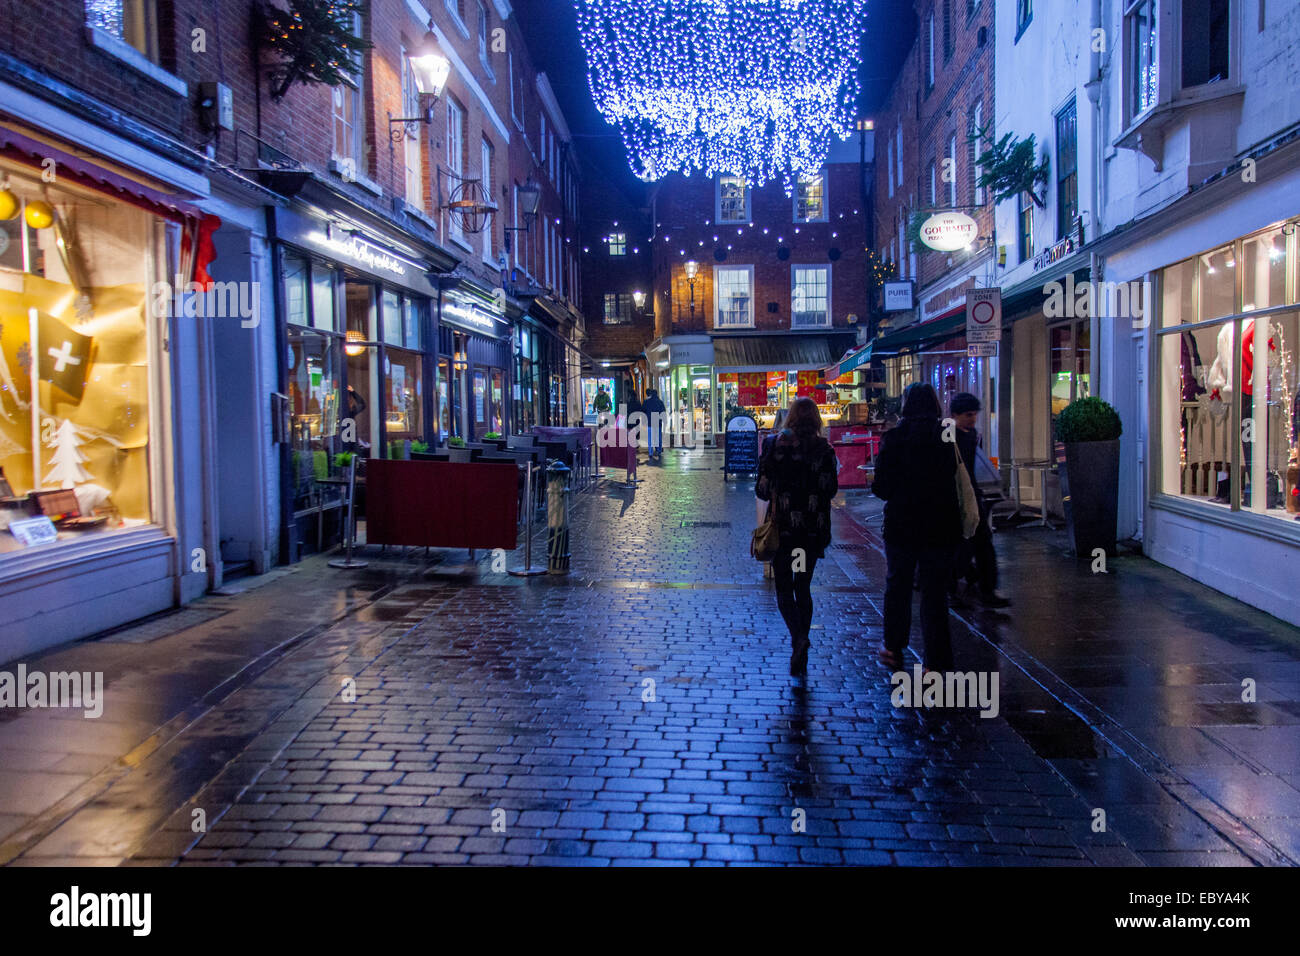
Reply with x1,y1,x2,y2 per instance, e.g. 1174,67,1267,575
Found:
574,0,867,191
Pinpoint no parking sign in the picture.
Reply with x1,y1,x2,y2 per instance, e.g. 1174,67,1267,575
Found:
965,288,1002,343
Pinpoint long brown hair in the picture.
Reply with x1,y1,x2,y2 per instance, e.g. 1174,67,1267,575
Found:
783,396,823,439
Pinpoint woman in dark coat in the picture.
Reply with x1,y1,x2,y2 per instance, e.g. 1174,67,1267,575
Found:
756,397,839,676
871,382,961,671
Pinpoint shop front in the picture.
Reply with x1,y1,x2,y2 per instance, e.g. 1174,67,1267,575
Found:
648,334,714,444
0,119,211,656
438,281,511,441
271,206,442,560
1101,185,1300,624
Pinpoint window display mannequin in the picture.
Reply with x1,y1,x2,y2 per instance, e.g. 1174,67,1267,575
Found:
1206,320,1276,504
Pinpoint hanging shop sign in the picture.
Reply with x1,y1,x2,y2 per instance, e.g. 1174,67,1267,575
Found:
919,212,978,252
882,280,914,312
965,288,1002,343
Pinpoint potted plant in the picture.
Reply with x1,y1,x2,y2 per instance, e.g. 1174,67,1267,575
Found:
484,432,502,441
1056,397,1123,557
411,440,429,455
447,436,466,448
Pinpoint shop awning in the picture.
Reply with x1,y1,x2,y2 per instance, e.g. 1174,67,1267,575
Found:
0,124,204,224
712,334,852,372
865,304,967,359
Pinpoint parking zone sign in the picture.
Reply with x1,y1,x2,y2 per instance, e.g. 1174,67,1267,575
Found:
966,288,1002,343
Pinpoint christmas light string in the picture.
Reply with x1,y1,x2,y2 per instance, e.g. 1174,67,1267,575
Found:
574,0,867,193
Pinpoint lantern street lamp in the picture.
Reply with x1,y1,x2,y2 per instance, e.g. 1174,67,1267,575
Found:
632,289,645,310
503,176,542,254
684,260,700,324
389,21,451,142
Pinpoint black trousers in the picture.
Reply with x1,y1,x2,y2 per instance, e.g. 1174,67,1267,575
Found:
953,500,998,594
772,545,818,644
884,538,954,670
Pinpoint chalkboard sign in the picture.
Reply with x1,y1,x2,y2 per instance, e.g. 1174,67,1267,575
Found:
723,415,760,479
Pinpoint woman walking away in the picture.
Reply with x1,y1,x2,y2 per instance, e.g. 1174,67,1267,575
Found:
756,398,839,676
758,409,787,580
872,382,961,672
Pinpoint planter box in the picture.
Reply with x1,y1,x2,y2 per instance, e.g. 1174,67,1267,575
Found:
1061,439,1120,557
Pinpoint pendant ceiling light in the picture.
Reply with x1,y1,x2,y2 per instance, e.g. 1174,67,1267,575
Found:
574,0,867,192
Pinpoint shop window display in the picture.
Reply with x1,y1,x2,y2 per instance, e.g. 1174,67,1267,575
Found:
0,166,157,554
1159,224,1299,521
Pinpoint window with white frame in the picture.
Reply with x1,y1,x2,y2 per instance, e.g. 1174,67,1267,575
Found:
792,266,830,327
794,171,827,222
714,266,754,327
330,9,365,177
1125,0,1158,121
401,50,424,209
925,12,935,90
85,0,158,59
509,53,522,126
477,2,489,63
445,0,466,29
947,135,957,207
717,174,750,223
481,138,495,260
895,126,903,186
969,100,984,206
897,215,907,277
607,232,627,256
1182,0,1230,89
446,97,467,243
887,138,895,197
928,161,936,206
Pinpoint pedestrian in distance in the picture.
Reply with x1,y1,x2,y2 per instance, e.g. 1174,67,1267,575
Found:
949,392,1011,608
643,388,667,459
625,389,645,458
756,397,839,677
872,382,961,672
758,408,787,580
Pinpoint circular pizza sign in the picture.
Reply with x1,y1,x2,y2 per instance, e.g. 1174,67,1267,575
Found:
919,211,978,252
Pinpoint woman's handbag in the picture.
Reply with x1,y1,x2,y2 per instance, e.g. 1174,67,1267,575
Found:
751,502,781,561
954,442,980,539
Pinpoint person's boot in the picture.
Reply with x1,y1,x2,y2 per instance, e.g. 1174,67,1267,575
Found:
790,634,810,676
976,589,1011,608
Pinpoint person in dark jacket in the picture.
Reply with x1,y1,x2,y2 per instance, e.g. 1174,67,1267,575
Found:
872,382,960,671
949,392,1010,608
756,398,839,677
643,388,667,459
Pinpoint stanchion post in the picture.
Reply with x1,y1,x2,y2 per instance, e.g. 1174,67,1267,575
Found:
329,456,368,569
509,461,547,576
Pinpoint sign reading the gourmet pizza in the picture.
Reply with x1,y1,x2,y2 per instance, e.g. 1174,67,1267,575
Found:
919,211,978,252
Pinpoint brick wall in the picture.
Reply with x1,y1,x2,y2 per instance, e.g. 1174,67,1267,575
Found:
873,0,994,313
650,164,870,338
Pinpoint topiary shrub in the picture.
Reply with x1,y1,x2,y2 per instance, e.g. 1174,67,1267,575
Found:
1056,396,1122,443
448,436,466,448
483,432,502,440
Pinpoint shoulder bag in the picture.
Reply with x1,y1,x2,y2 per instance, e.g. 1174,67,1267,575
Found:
953,440,980,539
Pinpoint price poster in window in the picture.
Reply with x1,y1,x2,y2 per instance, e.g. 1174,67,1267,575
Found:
738,371,766,406
795,369,826,402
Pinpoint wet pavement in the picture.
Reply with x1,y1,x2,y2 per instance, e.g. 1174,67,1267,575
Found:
1,445,1298,866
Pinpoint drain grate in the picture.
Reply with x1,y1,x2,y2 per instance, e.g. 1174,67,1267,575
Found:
95,607,230,644
680,521,732,528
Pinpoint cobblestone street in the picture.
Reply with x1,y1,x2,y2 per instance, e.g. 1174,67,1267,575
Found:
2,447,1298,866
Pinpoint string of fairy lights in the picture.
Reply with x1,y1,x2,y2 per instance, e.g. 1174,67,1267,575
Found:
573,0,867,193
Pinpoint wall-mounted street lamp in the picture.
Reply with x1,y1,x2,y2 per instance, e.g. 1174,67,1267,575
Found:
632,289,646,310
389,21,451,143
684,260,700,324
503,176,542,253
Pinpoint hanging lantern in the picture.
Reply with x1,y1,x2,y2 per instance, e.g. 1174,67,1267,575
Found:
25,200,55,229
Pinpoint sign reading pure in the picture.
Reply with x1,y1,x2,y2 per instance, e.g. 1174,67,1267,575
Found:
919,212,978,252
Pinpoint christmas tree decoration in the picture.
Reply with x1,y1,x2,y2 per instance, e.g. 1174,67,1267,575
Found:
574,0,867,192
24,200,54,229
43,417,92,489
253,0,373,101
0,186,18,221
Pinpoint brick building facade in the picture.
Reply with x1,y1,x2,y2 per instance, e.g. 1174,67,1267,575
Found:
0,0,589,655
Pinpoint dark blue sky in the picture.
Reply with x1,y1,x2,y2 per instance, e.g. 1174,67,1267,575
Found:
514,0,917,201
